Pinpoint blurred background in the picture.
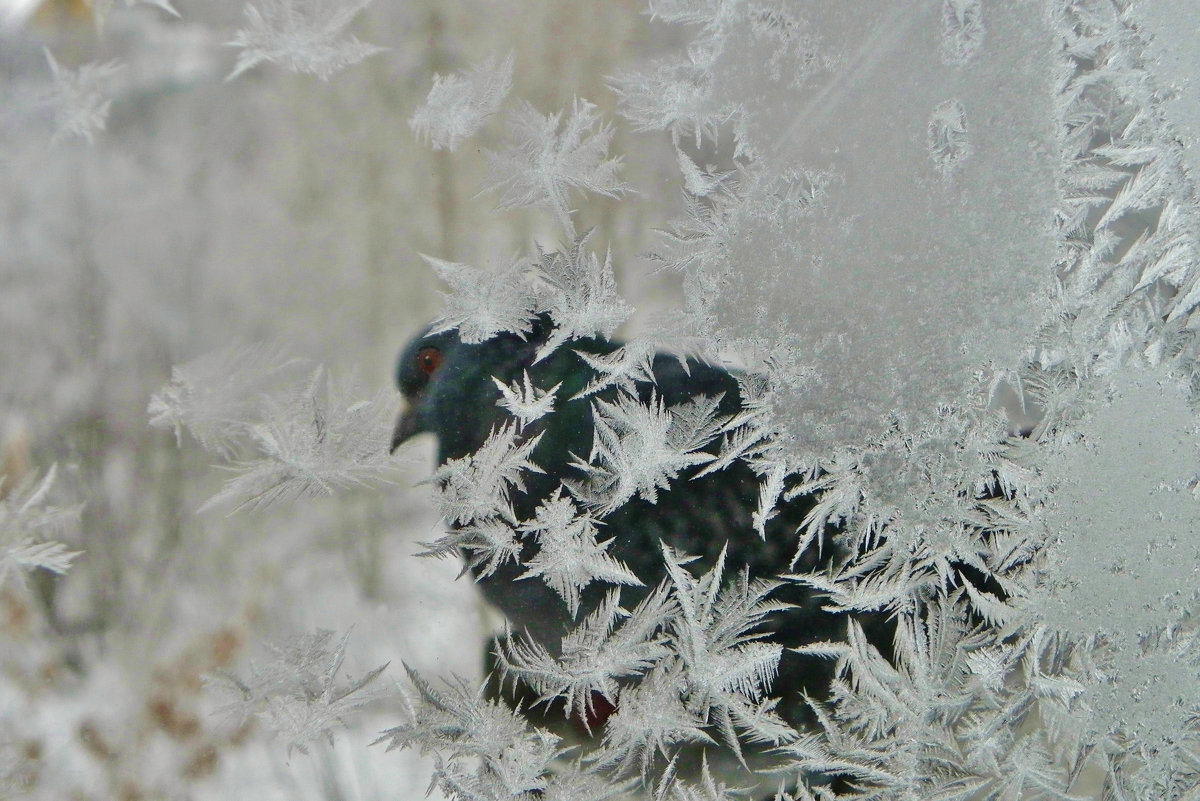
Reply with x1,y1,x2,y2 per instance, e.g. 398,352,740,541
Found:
0,1,688,797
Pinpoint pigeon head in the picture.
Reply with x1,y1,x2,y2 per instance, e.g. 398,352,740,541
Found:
390,326,460,453
390,319,555,460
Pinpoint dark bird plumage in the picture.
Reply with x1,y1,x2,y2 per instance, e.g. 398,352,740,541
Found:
393,315,896,736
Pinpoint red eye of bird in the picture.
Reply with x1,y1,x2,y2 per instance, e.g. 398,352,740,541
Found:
417,346,443,376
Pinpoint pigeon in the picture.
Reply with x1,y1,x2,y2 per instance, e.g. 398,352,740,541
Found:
390,313,897,735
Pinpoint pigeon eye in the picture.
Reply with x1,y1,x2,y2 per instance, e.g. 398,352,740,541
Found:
417,346,443,377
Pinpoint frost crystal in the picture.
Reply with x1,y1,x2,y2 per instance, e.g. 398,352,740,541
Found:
410,52,514,151
425,254,538,344
417,516,522,579
42,48,124,144
493,370,561,429
662,754,755,801
198,367,397,512
674,146,730,198
377,664,565,799
148,341,306,456
610,57,724,147
518,489,640,616
209,629,387,754
497,586,674,724
226,0,385,81
663,547,794,758
927,99,969,178
0,465,81,589
428,421,543,525
594,663,713,777
1021,366,1200,774
531,234,634,360
571,342,657,400
571,391,722,514
940,0,984,65
484,98,631,235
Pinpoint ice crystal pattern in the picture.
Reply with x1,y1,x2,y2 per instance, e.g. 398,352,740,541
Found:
148,341,307,457
427,421,543,526
484,98,631,236
530,234,634,361
193,366,398,513
374,664,637,800
1025,366,1200,773
42,48,124,144
209,629,387,754
410,51,514,151
0,465,81,589
570,391,724,515
615,1,1061,465
518,489,640,617
493,371,561,430
927,98,969,178
121,0,1200,798
425,254,539,345
226,0,385,81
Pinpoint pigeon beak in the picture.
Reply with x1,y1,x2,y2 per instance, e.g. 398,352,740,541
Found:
390,404,422,454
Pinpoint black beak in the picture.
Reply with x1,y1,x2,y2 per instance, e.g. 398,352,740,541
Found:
390,404,422,454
